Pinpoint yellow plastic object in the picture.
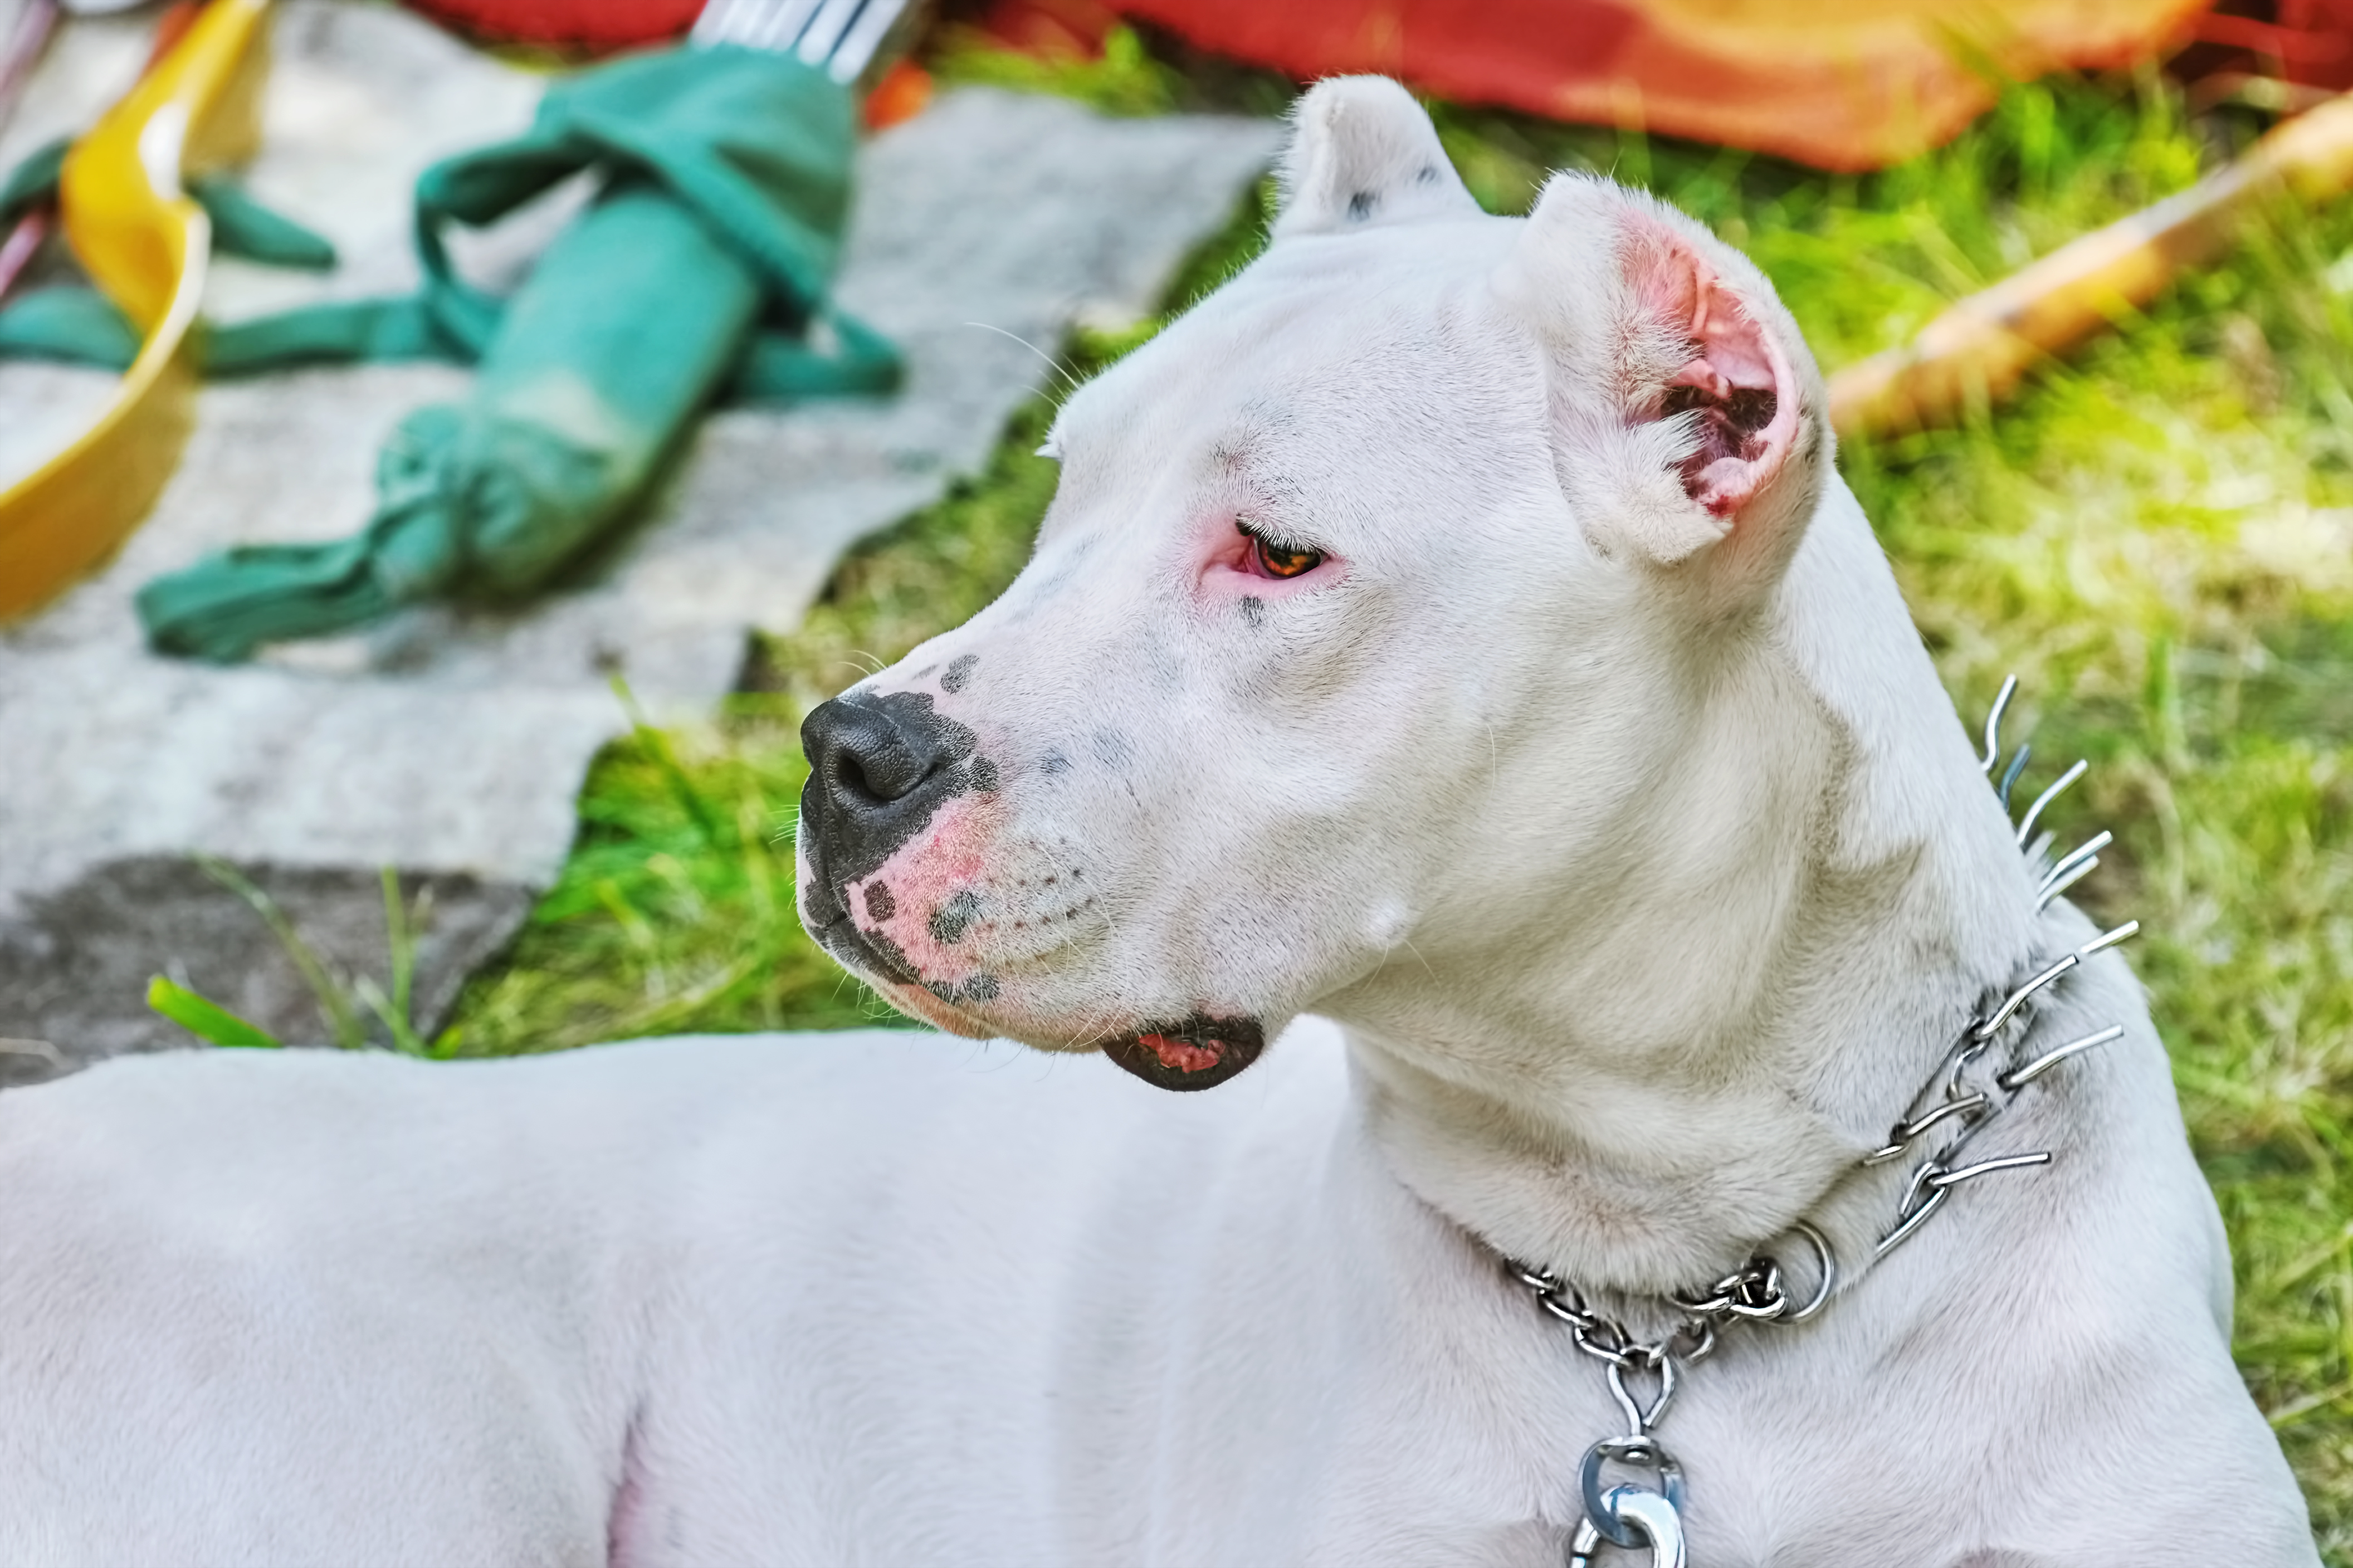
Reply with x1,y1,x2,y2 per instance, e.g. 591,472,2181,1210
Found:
0,0,271,622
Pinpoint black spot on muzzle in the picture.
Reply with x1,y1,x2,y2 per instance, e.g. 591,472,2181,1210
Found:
798,690,992,973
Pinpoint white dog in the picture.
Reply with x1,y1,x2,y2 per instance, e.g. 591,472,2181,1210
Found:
0,79,2320,1566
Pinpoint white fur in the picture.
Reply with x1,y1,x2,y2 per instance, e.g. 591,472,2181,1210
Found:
0,79,2318,1565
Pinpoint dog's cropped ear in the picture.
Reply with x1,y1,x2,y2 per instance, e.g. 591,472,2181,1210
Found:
1273,76,1481,239
1495,174,1828,592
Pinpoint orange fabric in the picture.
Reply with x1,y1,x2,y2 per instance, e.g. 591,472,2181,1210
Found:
1057,0,2218,170
864,58,935,128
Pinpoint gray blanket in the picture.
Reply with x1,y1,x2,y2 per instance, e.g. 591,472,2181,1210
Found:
0,1,1277,1069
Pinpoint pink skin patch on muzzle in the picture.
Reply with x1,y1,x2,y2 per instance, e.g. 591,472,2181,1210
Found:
829,790,1267,1093
843,792,1008,1000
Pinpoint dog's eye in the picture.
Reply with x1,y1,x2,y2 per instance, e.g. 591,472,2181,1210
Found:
1254,538,1321,578
1240,524,1323,580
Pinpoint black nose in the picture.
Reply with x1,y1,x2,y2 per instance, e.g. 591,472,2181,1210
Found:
807,694,943,808
798,691,984,941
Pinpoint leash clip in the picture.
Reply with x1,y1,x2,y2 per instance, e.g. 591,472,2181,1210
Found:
1575,1435,1685,1557
1567,1481,1688,1567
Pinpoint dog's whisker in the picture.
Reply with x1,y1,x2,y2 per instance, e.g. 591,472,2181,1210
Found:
963,320,1085,397
1058,997,1132,1055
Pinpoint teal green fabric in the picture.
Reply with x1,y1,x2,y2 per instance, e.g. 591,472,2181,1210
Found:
0,135,335,275
188,174,338,270
0,285,140,367
205,295,462,372
0,137,339,367
0,138,65,226
132,45,900,662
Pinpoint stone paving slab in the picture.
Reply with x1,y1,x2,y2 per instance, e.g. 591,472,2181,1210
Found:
0,2,1280,1064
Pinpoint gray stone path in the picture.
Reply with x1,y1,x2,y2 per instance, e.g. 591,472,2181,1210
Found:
0,2,1278,1069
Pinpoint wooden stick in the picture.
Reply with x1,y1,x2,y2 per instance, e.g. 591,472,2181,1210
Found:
1826,91,2353,441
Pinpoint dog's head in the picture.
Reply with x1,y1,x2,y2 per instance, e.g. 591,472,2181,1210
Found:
795,77,1829,1090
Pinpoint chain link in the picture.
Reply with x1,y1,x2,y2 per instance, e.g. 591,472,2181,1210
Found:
1506,1217,1828,1437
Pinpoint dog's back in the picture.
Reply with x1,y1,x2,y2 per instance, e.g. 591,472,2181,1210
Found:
0,1025,1399,1566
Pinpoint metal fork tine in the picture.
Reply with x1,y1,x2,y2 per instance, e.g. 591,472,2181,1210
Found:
796,0,866,62
700,0,786,50
707,0,819,52
827,0,909,80
696,0,914,87
759,0,827,51
687,0,743,47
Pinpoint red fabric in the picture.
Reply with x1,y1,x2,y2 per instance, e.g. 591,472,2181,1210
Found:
999,0,2219,171
402,0,703,51
2193,0,2353,88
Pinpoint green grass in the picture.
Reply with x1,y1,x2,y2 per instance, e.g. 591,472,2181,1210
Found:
446,53,2350,1551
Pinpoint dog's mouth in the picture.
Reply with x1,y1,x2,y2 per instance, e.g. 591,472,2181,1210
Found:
810,879,1266,1090
1099,1013,1266,1092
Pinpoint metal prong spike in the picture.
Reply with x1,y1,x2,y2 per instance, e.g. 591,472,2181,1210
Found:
1876,1186,1950,1257
2000,1024,2126,1090
2038,831,2113,900
2035,857,2098,913
1980,675,2019,775
2078,920,2139,958
2015,759,2088,849
1895,1093,1988,1145
1926,1151,2053,1188
1973,954,2079,1041
1999,745,2032,810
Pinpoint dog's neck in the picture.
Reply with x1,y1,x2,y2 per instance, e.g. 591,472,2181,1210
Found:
1325,479,2047,1296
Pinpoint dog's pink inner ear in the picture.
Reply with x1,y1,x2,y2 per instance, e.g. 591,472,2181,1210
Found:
1624,218,1799,522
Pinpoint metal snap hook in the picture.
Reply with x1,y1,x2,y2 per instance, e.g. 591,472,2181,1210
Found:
1579,1437,1685,1549
1566,1484,1688,1568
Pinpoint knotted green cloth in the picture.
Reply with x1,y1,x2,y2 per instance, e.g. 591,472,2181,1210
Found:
114,45,897,661
0,141,336,367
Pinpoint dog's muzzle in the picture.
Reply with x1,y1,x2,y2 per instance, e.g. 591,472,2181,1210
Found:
799,692,1270,1093
797,689,988,981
